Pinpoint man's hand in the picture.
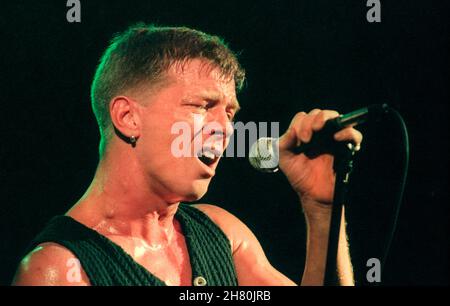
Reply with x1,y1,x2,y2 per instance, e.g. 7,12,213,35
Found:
278,109,363,207
278,109,362,285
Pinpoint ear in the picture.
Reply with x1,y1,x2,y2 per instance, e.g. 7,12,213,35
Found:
109,96,141,140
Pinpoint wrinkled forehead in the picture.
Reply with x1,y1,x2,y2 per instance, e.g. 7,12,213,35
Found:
166,59,238,102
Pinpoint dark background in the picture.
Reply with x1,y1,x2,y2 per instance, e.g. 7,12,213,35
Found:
0,0,448,286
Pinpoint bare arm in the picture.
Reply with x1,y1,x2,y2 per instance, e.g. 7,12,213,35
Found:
12,243,90,286
301,200,354,285
195,204,296,286
276,109,361,285
196,203,353,286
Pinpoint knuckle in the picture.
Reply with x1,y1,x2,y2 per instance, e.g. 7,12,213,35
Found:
352,128,362,138
357,133,363,144
301,129,311,140
293,111,307,122
316,111,326,121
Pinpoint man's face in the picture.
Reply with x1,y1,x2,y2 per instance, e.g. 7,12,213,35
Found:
134,59,239,202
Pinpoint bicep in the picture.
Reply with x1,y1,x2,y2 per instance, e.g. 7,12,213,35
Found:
12,243,90,286
194,204,297,286
232,223,297,286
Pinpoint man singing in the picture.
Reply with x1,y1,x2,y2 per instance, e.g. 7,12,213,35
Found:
13,24,362,286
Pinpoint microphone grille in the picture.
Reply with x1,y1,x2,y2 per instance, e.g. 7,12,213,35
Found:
249,137,279,173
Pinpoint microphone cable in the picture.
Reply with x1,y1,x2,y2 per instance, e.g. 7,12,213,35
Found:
379,106,410,277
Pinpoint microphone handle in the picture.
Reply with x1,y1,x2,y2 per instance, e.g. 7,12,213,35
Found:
292,104,387,156
292,117,347,156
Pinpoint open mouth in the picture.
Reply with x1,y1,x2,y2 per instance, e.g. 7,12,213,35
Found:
196,148,220,167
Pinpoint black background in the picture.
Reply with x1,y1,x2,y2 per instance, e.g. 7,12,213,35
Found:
0,0,448,286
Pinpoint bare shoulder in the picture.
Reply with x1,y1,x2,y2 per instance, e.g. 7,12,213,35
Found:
193,204,241,227
192,204,250,253
193,204,296,285
12,242,89,286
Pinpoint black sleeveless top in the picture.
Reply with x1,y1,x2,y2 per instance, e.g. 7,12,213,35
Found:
25,203,238,286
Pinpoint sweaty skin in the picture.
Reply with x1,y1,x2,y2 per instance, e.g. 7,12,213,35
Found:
13,59,361,286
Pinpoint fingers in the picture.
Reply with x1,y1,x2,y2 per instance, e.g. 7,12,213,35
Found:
311,110,340,131
297,109,321,143
296,109,340,144
280,111,307,150
334,126,363,148
281,109,363,151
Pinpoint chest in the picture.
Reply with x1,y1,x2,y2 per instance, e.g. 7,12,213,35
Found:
105,233,193,286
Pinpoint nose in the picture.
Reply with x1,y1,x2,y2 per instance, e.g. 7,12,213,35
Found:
206,108,234,138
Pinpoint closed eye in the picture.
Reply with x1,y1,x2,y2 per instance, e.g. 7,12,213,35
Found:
185,102,208,111
192,104,207,109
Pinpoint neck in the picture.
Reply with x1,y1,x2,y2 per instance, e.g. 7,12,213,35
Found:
68,143,180,243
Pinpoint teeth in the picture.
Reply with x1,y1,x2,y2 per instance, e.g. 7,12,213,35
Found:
202,151,216,159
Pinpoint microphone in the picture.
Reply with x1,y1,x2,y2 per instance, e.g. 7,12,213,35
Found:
249,104,389,172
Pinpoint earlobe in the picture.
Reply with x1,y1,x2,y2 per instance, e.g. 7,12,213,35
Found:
109,96,141,142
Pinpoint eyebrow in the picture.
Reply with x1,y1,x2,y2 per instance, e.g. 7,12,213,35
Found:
192,91,241,113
